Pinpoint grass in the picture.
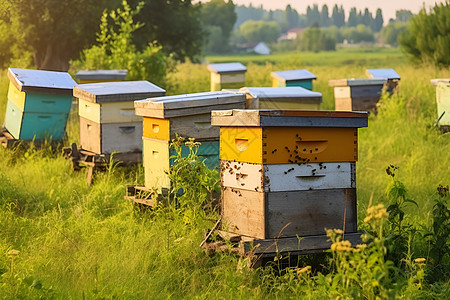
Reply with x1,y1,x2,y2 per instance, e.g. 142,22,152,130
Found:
0,47,449,298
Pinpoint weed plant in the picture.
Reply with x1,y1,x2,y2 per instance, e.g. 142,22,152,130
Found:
0,48,449,298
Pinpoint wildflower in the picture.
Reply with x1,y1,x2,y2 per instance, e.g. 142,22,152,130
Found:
297,266,311,275
414,258,426,264
7,250,19,257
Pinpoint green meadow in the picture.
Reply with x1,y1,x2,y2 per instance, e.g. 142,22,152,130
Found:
0,47,449,298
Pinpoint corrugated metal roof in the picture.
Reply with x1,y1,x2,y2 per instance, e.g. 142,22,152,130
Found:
271,69,316,82
207,62,247,74
366,68,400,80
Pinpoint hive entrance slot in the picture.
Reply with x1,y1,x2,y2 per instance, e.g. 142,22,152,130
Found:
235,138,249,151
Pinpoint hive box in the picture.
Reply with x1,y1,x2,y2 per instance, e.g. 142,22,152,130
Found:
73,81,165,154
329,78,386,111
239,87,322,110
271,69,316,90
135,91,246,191
212,109,368,239
75,70,127,84
366,68,400,92
207,63,247,91
4,68,76,140
431,78,450,131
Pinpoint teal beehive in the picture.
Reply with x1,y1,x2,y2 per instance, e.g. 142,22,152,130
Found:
4,68,76,140
271,69,316,90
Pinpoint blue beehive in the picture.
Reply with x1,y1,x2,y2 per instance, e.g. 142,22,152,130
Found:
4,68,76,140
366,68,400,93
271,69,317,90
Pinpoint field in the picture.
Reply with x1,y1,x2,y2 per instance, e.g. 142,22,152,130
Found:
0,47,449,298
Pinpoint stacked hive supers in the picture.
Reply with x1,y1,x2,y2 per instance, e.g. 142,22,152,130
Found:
207,63,247,92
4,68,76,141
211,109,368,240
329,78,386,112
73,81,165,159
134,91,246,193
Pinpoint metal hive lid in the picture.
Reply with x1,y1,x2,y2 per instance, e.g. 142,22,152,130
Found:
8,68,77,95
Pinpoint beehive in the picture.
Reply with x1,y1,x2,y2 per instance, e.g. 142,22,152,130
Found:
75,70,127,84
73,81,165,155
239,87,322,110
211,109,368,239
271,69,316,90
134,91,246,192
431,78,450,131
366,68,400,93
3,68,76,140
207,63,247,91
329,78,386,112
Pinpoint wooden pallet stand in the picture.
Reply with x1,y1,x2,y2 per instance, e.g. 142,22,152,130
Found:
0,127,21,148
124,185,164,207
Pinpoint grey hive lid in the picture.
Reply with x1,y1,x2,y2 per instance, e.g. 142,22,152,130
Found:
271,69,316,82
211,109,368,128
134,91,246,118
431,78,450,86
329,78,386,87
239,87,322,103
8,68,77,95
207,62,247,74
366,68,400,80
73,80,166,103
75,69,128,80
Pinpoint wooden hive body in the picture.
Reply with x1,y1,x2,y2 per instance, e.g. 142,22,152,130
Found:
207,63,247,91
74,81,165,155
213,109,368,240
4,68,76,140
271,69,316,90
431,79,450,128
329,78,386,112
135,91,246,191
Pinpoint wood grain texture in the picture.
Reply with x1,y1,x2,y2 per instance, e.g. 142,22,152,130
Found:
222,188,357,239
143,137,171,191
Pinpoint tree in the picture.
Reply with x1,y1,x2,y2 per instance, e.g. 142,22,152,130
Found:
0,0,117,71
381,22,408,46
332,5,345,28
320,5,330,27
201,0,237,53
373,9,384,32
284,4,299,30
396,10,413,22
306,4,320,26
129,0,205,62
239,20,281,44
362,8,373,26
348,7,358,27
399,3,450,67
299,22,336,52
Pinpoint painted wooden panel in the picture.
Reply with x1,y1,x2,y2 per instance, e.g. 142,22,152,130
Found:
221,161,355,192
220,126,358,164
8,68,76,95
78,98,141,124
211,109,368,128
80,117,142,154
436,82,450,126
8,82,72,113
271,69,316,82
256,101,320,110
335,97,380,112
222,188,357,239
211,72,245,84
211,82,244,92
143,138,170,191
4,99,68,140
272,79,314,90
143,114,219,141
142,138,219,190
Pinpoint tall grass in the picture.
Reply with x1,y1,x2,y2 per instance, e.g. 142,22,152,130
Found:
0,48,449,298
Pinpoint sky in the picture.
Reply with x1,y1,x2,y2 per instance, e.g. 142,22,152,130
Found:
229,0,445,21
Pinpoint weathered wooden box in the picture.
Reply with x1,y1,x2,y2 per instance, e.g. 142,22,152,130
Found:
75,70,127,84
366,68,400,92
135,91,245,191
207,63,247,91
239,87,322,110
271,69,316,90
212,109,367,239
135,91,246,141
143,137,219,191
431,78,450,130
329,78,386,111
3,68,76,140
73,81,166,154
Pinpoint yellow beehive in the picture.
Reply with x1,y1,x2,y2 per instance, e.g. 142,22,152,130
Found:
207,63,247,91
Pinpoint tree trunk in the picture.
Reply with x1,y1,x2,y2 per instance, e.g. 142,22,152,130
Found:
34,43,70,72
